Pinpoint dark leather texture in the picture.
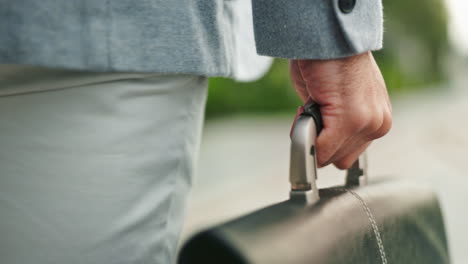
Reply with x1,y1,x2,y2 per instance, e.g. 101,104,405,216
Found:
178,180,450,264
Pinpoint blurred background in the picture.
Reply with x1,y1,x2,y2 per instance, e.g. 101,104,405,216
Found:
182,0,468,263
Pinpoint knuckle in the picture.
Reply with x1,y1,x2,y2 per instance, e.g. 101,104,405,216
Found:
366,115,383,134
384,109,393,129
371,110,393,139
348,107,371,133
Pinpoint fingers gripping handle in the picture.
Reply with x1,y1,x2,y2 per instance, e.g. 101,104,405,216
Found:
302,103,323,134
289,103,367,204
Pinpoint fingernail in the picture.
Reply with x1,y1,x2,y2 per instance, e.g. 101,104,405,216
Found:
316,160,325,168
318,158,333,168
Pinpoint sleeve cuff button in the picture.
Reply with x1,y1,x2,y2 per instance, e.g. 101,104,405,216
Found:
339,0,356,13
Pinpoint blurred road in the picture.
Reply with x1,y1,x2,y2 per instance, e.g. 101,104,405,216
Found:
181,68,468,263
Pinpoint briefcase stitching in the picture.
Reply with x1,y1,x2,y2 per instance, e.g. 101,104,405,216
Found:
331,188,388,264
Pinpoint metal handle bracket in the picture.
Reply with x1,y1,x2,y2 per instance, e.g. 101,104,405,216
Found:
289,103,368,204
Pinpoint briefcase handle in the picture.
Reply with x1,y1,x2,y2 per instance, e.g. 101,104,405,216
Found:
289,103,368,204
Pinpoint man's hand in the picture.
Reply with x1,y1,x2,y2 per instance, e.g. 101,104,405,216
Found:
290,51,392,169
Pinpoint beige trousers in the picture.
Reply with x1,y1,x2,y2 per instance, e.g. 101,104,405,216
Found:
0,66,207,264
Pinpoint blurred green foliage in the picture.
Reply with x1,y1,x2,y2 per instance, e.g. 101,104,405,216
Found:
374,0,449,91
206,0,449,119
206,59,299,119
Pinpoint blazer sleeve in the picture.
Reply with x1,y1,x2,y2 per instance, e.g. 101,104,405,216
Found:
251,0,383,59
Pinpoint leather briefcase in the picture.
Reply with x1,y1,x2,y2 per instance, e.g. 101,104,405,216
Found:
178,104,450,264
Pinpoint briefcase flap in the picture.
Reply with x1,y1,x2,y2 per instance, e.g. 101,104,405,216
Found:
178,180,450,264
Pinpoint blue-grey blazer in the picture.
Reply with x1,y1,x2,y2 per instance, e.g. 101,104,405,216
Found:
0,0,383,80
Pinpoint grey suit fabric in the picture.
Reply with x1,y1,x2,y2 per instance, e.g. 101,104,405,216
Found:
0,66,207,264
252,0,383,59
0,0,383,79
